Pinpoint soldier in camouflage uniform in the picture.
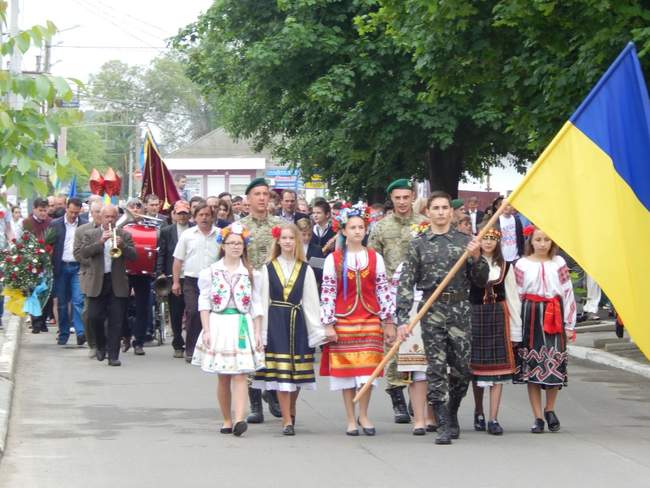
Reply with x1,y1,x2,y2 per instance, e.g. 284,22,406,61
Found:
368,178,427,424
396,191,488,445
239,178,284,423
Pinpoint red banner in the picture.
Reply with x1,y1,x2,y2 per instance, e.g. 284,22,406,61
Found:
140,130,180,211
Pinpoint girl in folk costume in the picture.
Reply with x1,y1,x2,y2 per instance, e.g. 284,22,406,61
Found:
191,222,264,437
391,261,437,436
469,228,522,435
514,226,576,434
252,223,326,436
320,204,395,436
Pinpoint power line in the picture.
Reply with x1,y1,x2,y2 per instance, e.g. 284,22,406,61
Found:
56,45,167,50
94,0,174,38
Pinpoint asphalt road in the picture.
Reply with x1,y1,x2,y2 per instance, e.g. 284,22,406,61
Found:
1,329,650,488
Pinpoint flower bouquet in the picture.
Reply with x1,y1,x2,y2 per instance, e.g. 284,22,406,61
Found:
0,232,53,317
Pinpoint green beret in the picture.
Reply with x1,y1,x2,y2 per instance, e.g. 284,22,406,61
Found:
386,178,413,194
245,177,269,195
451,198,464,209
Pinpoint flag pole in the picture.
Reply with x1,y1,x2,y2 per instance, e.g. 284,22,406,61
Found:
353,199,510,403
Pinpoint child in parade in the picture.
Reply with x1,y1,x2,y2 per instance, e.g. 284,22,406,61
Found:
469,228,521,435
514,226,576,433
320,205,395,436
296,217,326,290
252,223,327,436
391,261,437,436
191,222,265,437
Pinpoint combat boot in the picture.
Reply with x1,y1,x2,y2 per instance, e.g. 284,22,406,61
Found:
448,393,462,439
388,387,411,424
262,390,282,418
432,402,452,445
247,387,264,424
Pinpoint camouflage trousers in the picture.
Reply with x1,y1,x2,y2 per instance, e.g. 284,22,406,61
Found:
384,343,411,390
420,300,472,404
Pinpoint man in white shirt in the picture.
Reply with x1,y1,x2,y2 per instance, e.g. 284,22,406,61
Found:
172,202,219,361
50,197,88,345
498,204,524,263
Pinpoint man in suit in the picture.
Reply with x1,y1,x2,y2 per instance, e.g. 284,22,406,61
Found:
310,199,336,256
465,196,485,235
276,189,309,223
78,205,136,366
156,200,193,358
49,197,88,345
74,200,103,358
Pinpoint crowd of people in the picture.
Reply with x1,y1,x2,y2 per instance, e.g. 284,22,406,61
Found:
1,176,603,443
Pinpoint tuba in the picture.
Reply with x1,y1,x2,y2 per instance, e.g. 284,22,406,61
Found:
154,275,172,298
108,223,122,259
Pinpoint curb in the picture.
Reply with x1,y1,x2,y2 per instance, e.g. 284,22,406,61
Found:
0,314,22,456
568,344,650,380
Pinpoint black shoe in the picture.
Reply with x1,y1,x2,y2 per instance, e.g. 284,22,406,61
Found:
282,424,295,436
31,328,40,334
40,325,48,332
432,403,452,445
220,427,233,434
233,421,248,437
388,387,411,424
96,349,106,362
108,359,121,366
57,338,68,346
357,417,376,436
76,334,86,346
134,345,145,356
346,429,359,436
122,338,131,353
544,411,561,432
413,428,426,436
474,413,486,431
615,324,624,338
448,394,462,439
531,418,545,434
426,424,438,433
246,388,264,424
487,420,503,435
262,390,282,418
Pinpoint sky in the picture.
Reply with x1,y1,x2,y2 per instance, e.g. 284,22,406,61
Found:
9,0,525,194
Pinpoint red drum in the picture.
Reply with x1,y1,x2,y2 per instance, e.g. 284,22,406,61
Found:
122,223,158,275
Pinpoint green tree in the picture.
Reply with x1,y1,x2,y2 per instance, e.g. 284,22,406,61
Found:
0,2,84,197
66,124,108,189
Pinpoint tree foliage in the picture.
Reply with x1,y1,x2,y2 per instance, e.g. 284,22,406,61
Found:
0,2,84,198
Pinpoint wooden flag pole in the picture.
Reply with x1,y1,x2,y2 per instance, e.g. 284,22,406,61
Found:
353,199,510,403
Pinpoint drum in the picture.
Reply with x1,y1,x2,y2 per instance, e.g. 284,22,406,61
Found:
122,223,158,275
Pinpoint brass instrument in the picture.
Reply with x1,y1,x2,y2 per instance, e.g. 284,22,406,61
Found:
154,274,172,298
109,223,122,259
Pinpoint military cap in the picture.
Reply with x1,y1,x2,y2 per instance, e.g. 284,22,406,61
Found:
451,198,464,210
245,177,270,195
386,178,413,194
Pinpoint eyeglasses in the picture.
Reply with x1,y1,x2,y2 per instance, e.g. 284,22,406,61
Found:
224,242,244,247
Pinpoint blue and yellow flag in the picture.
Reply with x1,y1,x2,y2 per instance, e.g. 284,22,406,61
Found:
508,43,650,359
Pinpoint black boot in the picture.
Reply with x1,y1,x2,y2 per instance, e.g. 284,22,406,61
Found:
262,390,282,418
432,402,452,445
246,388,264,424
448,393,462,439
388,387,411,424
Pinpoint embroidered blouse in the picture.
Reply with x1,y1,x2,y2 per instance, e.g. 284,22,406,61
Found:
319,249,393,326
514,255,577,330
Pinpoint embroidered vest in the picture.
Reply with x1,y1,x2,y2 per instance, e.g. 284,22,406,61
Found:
332,248,380,317
210,268,253,314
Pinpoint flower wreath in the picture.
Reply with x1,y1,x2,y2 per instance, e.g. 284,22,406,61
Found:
216,221,252,245
331,202,369,233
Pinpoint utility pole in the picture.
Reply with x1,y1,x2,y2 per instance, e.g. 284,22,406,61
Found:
8,0,22,109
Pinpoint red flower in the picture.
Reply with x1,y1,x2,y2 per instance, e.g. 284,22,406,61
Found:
523,225,536,237
37,239,45,245
242,296,250,306
14,255,21,264
21,232,29,241
16,243,23,250
4,257,11,263
271,226,281,240
11,272,16,280
45,244,53,254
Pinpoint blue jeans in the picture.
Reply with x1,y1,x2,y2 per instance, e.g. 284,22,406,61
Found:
55,262,85,342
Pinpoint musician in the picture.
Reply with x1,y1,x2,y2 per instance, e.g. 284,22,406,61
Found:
156,200,194,358
144,194,168,227
310,200,336,256
79,205,136,366
172,202,220,362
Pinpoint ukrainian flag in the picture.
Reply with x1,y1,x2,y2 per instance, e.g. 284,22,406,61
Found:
508,43,650,359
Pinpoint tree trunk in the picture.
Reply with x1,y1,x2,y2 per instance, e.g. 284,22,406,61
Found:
426,145,464,198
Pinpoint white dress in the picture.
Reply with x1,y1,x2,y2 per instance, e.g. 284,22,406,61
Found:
191,259,265,374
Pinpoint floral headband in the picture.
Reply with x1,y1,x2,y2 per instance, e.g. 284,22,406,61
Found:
332,202,369,233
483,228,502,241
217,221,251,245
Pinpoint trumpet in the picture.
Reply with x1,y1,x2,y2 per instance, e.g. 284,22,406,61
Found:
108,223,122,259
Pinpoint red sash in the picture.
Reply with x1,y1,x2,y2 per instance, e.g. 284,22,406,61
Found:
524,294,563,335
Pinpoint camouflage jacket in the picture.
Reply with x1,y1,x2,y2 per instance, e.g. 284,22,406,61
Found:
395,228,489,325
368,212,426,278
239,213,283,270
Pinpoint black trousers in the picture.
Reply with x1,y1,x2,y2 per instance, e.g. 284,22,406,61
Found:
88,274,127,361
169,279,186,351
129,275,153,347
182,277,201,357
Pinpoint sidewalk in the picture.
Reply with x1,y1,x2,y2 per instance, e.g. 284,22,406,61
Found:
0,313,21,456
570,320,650,380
